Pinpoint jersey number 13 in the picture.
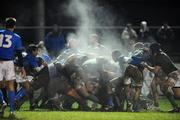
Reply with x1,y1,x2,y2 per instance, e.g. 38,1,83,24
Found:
0,34,12,48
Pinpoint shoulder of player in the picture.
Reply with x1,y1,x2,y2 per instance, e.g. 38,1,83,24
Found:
159,51,168,57
13,33,21,38
0,30,22,40
156,52,169,60
0,29,5,33
24,53,31,58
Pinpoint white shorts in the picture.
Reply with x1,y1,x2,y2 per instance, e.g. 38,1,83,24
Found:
15,66,34,83
16,75,33,83
0,60,16,81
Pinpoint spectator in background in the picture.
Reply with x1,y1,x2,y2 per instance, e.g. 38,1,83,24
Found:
121,23,138,51
156,22,175,53
138,21,154,43
44,24,65,59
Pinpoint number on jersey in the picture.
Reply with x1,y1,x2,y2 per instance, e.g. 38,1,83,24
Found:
0,34,12,48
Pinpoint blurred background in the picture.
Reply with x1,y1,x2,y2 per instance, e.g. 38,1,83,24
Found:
0,0,180,61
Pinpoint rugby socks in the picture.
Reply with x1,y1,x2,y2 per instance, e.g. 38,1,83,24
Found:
154,102,159,107
76,98,88,110
165,92,178,108
0,90,5,104
107,94,113,107
8,91,15,112
15,88,26,100
86,94,99,103
132,101,139,112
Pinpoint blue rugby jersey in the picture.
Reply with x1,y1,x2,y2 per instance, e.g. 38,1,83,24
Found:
0,29,23,60
23,53,39,69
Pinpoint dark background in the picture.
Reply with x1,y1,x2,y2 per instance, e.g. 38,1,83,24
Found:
0,0,180,53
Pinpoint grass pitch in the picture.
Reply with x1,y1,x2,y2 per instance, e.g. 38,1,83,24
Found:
1,98,180,120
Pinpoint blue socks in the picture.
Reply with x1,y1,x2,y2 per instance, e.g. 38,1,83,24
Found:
15,88,26,101
107,95,113,107
8,91,15,112
0,90,5,104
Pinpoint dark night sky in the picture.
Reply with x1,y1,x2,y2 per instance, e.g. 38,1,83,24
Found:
1,0,179,25
0,0,180,52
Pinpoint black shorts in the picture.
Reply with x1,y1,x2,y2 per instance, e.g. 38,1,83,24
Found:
124,64,143,87
31,67,50,90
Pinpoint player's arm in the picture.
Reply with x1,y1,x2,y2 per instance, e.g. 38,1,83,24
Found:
34,62,48,72
16,49,26,77
142,62,161,74
15,37,27,77
31,58,47,73
16,49,24,67
34,65,44,72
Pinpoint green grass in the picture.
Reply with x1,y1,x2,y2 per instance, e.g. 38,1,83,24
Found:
1,99,180,120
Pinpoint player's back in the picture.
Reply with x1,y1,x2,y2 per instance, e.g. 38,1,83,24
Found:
0,29,22,60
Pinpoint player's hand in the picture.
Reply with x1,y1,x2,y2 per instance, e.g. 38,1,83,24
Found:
141,61,148,67
42,62,48,67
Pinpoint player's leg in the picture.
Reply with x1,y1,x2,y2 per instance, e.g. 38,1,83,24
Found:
0,62,7,118
106,83,114,109
132,86,142,112
163,70,180,112
6,61,16,118
124,66,133,111
14,83,28,110
67,87,89,110
0,63,4,103
0,82,6,104
132,67,143,112
162,79,179,112
7,81,16,118
124,83,132,111
150,77,161,110
0,84,7,118
16,81,30,100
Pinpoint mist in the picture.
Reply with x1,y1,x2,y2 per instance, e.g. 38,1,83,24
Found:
63,0,129,57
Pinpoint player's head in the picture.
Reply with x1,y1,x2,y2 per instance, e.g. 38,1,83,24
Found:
126,23,132,29
67,38,77,49
133,42,144,50
52,24,58,32
27,44,38,56
112,50,121,62
143,42,151,51
37,41,46,54
5,17,16,29
52,24,62,34
149,43,162,55
89,34,99,45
